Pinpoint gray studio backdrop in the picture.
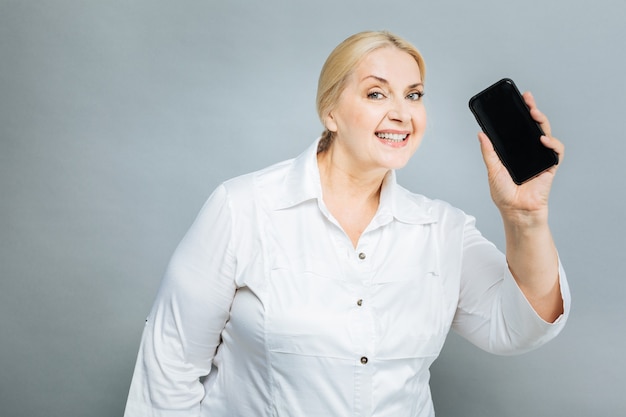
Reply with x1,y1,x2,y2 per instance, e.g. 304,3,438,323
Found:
1,1,624,416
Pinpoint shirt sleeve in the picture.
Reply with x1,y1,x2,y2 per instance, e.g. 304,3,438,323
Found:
124,184,237,416
452,215,571,355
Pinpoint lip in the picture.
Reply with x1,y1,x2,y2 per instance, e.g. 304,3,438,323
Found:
375,130,411,148
376,129,411,135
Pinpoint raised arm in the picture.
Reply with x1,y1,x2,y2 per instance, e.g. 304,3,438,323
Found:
478,92,565,323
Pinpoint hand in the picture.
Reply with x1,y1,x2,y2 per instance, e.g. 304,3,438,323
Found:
478,91,565,224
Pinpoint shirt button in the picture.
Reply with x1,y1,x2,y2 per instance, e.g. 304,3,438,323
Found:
356,299,363,306
360,356,368,365
358,252,366,260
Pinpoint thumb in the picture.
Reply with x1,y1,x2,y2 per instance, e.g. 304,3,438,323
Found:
478,132,500,170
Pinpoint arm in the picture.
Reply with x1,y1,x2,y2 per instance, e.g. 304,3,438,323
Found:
478,92,564,322
124,184,237,416
453,216,570,355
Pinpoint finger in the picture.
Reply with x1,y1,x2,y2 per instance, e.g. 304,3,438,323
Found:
531,108,552,137
522,91,537,109
540,134,565,162
478,131,501,169
523,91,552,137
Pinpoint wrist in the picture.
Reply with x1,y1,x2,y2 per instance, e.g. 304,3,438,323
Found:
500,207,550,231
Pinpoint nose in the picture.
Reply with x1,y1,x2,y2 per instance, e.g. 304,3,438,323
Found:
387,98,410,123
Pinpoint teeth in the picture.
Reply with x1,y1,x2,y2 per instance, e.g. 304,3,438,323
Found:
376,132,407,142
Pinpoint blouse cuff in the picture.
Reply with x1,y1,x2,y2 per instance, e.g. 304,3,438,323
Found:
501,256,571,347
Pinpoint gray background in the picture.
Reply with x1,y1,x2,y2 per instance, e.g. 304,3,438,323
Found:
1,1,624,416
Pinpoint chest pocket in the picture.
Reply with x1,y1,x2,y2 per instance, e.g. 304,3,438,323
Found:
265,265,356,359
265,265,447,361
371,267,447,359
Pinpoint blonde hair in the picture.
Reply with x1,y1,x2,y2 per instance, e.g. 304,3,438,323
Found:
316,31,426,152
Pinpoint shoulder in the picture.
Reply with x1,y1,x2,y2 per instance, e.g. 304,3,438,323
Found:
393,185,482,253
217,157,296,207
394,183,469,224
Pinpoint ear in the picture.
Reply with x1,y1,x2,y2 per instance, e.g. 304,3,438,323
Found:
324,111,338,133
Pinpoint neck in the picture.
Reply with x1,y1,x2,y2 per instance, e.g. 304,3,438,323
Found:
317,147,388,204
317,147,387,248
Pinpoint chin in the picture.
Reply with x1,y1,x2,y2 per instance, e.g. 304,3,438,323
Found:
380,157,412,171
382,151,416,170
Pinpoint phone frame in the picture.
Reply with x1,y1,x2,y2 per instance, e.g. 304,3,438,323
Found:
468,78,558,185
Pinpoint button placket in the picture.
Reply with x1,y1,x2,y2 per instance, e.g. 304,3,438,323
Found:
352,237,375,370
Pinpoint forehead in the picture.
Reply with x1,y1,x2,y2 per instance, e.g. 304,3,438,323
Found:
353,47,422,84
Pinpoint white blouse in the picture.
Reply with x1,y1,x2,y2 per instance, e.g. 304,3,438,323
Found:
124,139,570,417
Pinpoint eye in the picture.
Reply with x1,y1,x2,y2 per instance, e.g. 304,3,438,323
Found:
367,91,386,100
407,91,425,101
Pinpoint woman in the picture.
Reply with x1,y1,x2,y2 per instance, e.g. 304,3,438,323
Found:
124,31,570,417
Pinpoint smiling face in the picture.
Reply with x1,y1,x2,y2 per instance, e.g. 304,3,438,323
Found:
323,46,426,175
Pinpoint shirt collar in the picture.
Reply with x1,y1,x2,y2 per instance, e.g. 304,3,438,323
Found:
377,170,437,225
271,139,323,210
272,138,436,225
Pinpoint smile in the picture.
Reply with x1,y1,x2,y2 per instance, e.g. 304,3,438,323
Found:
376,132,408,142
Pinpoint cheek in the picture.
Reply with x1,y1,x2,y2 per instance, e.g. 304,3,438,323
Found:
354,106,384,131
339,106,374,134
413,107,427,131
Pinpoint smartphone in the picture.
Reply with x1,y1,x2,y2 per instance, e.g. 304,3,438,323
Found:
468,78,558,184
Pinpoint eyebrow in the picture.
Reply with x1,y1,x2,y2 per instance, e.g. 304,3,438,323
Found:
361,75,423,89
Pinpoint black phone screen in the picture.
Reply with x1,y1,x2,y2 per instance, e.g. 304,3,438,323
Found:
469,78,558,184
